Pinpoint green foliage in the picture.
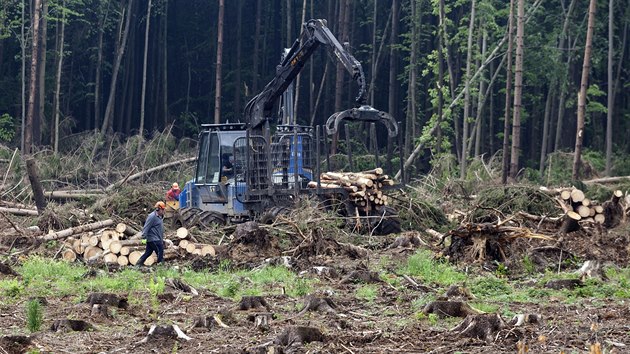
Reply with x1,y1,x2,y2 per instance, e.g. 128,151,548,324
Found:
0,113,15,142
398,250,466,286
356,284,379,303
471,185,558,221
26,299,43,332
0,279,23,298
470,276,513,299
522,255,535,275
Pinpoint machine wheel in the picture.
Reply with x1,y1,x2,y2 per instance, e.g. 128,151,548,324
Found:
175,208,202,228
259,206,291,224
370,206,401,235
197,210,226,228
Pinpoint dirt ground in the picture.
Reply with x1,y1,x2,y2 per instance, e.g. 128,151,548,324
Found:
1,216,630,353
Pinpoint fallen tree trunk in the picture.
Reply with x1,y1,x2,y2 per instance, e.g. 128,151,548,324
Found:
43,191,103,200
26,158,47,214
40,219,115,241
106,157,196,191
0,207,39,216
583,176,630,185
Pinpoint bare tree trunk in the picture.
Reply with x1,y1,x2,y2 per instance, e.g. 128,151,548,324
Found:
501,0,515,184
436,0,445,157
605,0,614,176
368,10,391,105
94,1,109,131
553,0,577,152
572,0,597,180
369,0,378,106
293,0,307,118
405,0,419,158
26,158,47,214
213,0,224,124
139,0,152,136
34,0,48,147
162,0,168,125
20,0,26,152
473,28,487,158
100,0,134,135
24,0,43,155
509,0,524,180
461,0,476,177
235,0,244,118
539,85,553,174
387,0,399,173
53,0,66,155
331,0,349,153
286,0,292,46
252,0,262,94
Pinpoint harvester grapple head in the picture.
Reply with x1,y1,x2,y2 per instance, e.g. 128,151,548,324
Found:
325,105,398,138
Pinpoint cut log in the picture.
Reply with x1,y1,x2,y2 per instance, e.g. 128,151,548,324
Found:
115,222,140,236
581,198,591,207
178,239,189,249
594,205,604,214
88,235,99,247
559,211,581,234
62,249,77,262
128,251,143,265
612,190,623,203
594,214,606,224
103,253,119,263
570,189,585,203
119,245,145,256
0,207,39,216
307,180,358,192
41,219,115,241
43,191,102,200
117,255,129,266
361,167,383,175
176,227,189,239
576,205,591,218
109,239,145,254
83,246,103,260
560,189,572,200
200,244,216,257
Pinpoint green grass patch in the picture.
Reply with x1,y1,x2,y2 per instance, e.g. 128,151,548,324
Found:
397,250,466,286
25,299,43,333
356,284,379,302
470,276,513,300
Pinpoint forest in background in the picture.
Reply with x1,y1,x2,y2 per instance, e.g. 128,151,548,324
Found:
0,0,629,181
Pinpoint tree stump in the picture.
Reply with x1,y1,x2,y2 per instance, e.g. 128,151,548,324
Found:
451,314,506,343
274,326,325,347
422,301,482,318
239,296,270,311
50,319,94,332
85,292,128,309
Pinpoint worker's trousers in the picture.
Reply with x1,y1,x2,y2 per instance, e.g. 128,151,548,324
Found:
137,241,164,265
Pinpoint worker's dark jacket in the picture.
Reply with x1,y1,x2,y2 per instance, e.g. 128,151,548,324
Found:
142,210,164,242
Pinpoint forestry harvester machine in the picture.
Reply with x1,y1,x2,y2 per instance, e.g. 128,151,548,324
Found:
176,19,402,235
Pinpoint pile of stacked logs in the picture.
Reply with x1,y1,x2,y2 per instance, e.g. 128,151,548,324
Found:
307,168,394,210
52,221,174,265
172,227,220,257
556,188,624,233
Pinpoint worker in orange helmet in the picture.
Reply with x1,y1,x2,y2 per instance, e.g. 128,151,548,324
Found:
137,201,166,266
166,182,181,201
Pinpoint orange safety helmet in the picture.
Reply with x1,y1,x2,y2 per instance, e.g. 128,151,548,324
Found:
154,201,166,209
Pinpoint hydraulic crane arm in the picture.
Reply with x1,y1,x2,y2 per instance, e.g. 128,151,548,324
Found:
244,19,366,130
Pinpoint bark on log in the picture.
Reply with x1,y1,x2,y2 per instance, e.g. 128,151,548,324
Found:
115,222,139,236
43,191,102,200
109,239,145,254
577,205,591,218
583,176,630,185
119,245,145,256
26,158,47,214
559,211,581,234
360,167,383,175
41,219,115,241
